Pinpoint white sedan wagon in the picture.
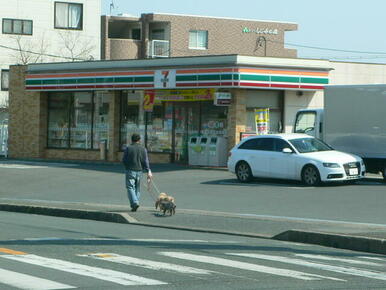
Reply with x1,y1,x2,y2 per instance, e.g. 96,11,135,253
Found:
227,134,365,186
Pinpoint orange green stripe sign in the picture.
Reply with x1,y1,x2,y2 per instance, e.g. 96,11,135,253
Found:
26,67,329,91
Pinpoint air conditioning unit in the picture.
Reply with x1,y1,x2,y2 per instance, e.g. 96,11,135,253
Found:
149,40,170,58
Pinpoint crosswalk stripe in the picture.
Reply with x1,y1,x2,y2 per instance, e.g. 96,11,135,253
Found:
81,253,213,275
1,254,166,286
159,252,341,281
228,253,386,281
295,254,382,266
358,256,386,262
0,268,75,290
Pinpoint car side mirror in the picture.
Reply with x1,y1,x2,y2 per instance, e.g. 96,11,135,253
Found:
282,148,293,154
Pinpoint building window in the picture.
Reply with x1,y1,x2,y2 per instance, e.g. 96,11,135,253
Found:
1,70,9,91
2,19,32,35
47,92,111,149
131,28,141,40
55,2,83,30
151,29,165,40
189,30,208,49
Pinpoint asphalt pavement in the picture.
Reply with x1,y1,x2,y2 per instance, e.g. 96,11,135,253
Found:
1,157,386,256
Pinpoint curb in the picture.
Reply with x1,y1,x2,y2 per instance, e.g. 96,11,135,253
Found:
0,204,128,224
274,230,386,255
1,203,386,255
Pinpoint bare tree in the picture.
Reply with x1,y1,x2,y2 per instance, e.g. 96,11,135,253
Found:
10,34,50,65
57,31,96,61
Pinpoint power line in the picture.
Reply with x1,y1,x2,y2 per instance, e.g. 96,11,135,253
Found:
1,37,386,63
267,39,386,55
0,43,88,61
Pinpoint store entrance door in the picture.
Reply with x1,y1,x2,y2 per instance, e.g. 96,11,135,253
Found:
172,102,200,163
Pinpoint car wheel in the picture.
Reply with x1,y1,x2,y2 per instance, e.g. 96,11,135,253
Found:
236,162,253,183
302,165,321,186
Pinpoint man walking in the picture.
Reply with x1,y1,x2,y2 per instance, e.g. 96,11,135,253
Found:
122,133,152,212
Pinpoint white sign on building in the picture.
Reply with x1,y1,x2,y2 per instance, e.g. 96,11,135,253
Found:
154,70,176,89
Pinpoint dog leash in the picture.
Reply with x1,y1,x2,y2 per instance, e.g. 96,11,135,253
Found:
142,176,161,202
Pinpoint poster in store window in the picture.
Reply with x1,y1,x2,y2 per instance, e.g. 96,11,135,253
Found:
144,90,155,112
255,108,270,135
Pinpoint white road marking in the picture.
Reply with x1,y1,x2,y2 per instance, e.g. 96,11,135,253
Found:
228,253,386,281
0,162,78,168
1,254,166,286
0,268,75,290
159,252,341,281
295,254,382,266
0,164,48,169
358,256,386,262
18,237,237,244
81,253,213,274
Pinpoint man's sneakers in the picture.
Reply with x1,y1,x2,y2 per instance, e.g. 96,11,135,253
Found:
131,204,139,212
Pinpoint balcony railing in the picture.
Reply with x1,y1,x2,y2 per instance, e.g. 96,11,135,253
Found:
148,40,170,58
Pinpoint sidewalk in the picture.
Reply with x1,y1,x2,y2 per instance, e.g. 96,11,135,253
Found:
1,197,385,255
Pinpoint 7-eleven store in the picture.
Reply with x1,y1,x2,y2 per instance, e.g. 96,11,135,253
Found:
9,55,331,164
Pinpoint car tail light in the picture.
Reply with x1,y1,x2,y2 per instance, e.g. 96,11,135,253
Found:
228,151,232,157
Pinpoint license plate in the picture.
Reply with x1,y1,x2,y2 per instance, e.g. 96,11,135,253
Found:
349,168,358,176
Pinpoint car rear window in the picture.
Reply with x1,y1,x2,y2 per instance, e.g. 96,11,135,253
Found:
238,138,274,151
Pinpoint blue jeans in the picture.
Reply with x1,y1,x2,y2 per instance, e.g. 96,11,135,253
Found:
125,170,143,208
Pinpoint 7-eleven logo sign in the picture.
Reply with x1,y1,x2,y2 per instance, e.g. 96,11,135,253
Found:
155,70,176,88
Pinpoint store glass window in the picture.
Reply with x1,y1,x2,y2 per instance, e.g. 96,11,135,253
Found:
47,92,111,149
246,108,282,134
92,92,111,150
200,102,228,136
146,103,173,153
47,93,71,148
70,92,92,149
120,91,142,149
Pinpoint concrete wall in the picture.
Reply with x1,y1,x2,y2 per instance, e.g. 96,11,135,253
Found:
329,61,386,84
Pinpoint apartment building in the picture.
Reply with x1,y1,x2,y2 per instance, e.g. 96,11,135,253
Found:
0,0,101,123
101,13,298,60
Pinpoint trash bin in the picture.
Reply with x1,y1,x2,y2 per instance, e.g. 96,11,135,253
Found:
207,136,228,167
188,136,200,166
197,136,209,166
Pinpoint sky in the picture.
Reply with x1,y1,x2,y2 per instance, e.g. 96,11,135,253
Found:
101,0,386,64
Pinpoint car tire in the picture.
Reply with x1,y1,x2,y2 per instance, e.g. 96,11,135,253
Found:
236,161,253,183
301,165,321,186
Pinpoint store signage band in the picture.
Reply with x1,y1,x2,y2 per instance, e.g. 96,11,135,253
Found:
25,67,328,91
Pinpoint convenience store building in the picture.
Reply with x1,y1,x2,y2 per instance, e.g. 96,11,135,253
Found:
8,54,333,163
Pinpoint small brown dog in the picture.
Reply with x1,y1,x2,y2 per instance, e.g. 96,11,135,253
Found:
155,192,176,216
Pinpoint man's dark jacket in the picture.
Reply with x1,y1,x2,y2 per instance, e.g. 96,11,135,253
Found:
122,143,150,172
